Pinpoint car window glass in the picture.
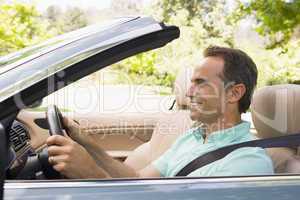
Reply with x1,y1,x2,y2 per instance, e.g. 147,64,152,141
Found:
39,67,175,115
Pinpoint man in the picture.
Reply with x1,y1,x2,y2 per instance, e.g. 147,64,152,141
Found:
46,46,274,178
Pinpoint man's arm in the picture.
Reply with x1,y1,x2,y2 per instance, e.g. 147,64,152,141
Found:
46,117,161,178
79,141,160,178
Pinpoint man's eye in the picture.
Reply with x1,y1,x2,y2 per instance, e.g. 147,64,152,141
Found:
195,79,207,85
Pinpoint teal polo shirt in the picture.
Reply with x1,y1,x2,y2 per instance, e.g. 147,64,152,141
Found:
152,121,274,177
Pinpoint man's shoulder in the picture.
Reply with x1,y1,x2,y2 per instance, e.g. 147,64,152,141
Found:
225,146,273,167
214,147,274,175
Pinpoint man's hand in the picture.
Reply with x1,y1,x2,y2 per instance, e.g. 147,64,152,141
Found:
46,134,109,179
62,117,93,147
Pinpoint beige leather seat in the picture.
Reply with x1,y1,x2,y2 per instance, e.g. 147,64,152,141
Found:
251,84,300,173
124,67,193,171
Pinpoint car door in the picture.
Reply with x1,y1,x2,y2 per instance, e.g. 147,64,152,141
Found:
4,176,300,200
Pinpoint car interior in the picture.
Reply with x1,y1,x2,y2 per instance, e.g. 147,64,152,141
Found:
6,66,300,180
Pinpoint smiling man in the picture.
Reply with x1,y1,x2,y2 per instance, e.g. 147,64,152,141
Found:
46,46,274,178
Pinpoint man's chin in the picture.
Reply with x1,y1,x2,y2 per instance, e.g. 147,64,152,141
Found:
189,111,214,123
189,112,199,121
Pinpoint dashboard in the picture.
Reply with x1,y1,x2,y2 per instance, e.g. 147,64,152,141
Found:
6,110,50,179
9,120,30,154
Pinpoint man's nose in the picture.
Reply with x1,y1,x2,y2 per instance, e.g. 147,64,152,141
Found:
186,84,194,98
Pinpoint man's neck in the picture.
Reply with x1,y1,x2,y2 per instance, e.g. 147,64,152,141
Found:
202,114,242,142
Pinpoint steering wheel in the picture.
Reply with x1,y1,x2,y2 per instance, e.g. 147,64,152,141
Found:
7,105,65,179
38,105,65,178
46,105,64,136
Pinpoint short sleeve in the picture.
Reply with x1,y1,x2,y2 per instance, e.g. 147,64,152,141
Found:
152,146,174,177
152,129,194,177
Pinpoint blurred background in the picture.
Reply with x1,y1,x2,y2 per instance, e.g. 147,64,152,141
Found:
0,0,299,113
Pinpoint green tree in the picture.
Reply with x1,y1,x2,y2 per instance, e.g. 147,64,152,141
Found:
111,51,176,88
155,0,235,46
0,3,54,55
237,0,300,48
235,0,300,85
44,6,88,34
108,0,238,89
44,5,63,34
62,7,88,33
110,0,142,16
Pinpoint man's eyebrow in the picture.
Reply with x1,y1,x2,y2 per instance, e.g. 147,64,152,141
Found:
191,77,208,84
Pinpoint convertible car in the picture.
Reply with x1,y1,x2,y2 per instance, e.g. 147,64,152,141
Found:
1,16,300,200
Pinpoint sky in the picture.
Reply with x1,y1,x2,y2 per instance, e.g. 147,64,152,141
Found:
10,0,112,11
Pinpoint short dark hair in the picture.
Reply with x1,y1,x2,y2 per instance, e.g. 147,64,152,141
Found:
203,46,258,113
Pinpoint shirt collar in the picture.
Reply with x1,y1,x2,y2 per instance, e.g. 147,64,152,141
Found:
192,121,251,144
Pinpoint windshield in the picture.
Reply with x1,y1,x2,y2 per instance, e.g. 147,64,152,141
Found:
0,17,135,74
0,17,163,103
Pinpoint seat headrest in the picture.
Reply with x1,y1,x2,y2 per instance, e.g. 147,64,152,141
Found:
174,67,193,109
251,84,300,138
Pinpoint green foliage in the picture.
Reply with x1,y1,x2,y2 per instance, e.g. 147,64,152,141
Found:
108,0,237,88
44,6,88,34
237,39,300,87
155,0,235,46
266,70,300,85
233,0,300,86
2,0,299,89
111,51,176,87
237,0,300,48
0,3,54,55
264,47,300,85
157,0,224,23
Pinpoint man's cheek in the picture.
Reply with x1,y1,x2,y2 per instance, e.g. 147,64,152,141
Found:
202,100,220,114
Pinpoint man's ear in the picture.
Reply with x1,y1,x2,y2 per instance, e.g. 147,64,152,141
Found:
226,83,246,104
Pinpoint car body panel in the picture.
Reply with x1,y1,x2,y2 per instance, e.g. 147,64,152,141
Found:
4,176,300,199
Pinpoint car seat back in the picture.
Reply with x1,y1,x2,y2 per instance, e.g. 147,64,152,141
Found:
124,67,193,170
251,84,300,173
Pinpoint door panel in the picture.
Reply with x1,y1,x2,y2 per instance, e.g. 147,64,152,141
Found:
16,110,168,160
73,113,162,160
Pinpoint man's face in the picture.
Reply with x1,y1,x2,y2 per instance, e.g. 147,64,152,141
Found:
186,56,226,123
